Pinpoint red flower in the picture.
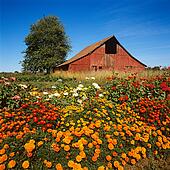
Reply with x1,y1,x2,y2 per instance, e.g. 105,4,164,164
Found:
111,86,116,90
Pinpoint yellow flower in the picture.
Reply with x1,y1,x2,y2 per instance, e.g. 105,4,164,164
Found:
8,160,16,168
130,140,135,145
76,155,82,162
3,144,9,149
37,141,44,147
121,153,127,159
98,165,105,170
22,160,29,169
68,160,75,168
24,141,35,153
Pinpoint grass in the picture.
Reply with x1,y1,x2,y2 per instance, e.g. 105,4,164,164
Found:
53,70,169,82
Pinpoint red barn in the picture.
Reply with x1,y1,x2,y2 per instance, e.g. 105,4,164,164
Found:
54,35,146,72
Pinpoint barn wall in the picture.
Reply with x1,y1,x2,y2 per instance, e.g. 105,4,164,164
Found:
89,44,116,70
89,43,145,72
69,55,90,71
112,45,145,71
89,45,105,71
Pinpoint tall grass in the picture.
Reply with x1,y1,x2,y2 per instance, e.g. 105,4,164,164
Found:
52,70,169,81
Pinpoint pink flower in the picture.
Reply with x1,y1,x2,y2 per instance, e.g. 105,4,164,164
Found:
9,77,16,81
12,95,21,100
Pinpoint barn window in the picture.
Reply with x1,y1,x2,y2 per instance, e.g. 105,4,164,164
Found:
99,66,102,70
92,66,97,71
105,39,117,54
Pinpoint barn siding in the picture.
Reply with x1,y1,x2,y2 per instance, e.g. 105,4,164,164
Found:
112,45,145,71
69,55,90,71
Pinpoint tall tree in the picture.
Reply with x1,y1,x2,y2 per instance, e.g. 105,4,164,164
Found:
22,16,71,73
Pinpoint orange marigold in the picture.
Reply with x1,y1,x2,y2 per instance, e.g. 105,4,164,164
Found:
22,160,29,169
24,142,35,153
0,148,5,155
118,165,124,170
112,139,117,145
92,156,97,162
56,163,63,170
37,141,44,147
45,161,52,168
108,143,114,150
8,160,16,168
0,164,5,170
76,155,82,162
68,160,75,168
107,162,112,168
64,145,70,152
112,151,118,157
131,159,136,165
113,161,120,168
79,151,86,158
0,154,8,164
9,152,15,157
106,155,112,161
95,148,100,154
88,143,93,148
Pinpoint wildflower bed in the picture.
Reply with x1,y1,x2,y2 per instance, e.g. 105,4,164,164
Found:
0,73,170,170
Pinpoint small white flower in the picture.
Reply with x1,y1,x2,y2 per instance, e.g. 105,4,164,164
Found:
43,92,48,95
78,84,84,88
99,93,104,97
19,84,28,89
91,77,95,80
51,85,56,89
76,87,82,91
48,94,54,98
82,96,87,100
57,79,63,82
53,92,60,97
63,92,68,96
72,88,78,93
85,77,89,80
73,92,78,97
77,99,82,104
92,83,100,89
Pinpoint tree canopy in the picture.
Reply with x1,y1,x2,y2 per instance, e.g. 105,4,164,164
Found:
22,16,71,73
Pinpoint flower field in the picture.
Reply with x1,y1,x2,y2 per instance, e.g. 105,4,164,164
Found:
0,72,170,170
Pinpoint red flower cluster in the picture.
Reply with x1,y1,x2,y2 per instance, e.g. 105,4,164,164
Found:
160,82,170,92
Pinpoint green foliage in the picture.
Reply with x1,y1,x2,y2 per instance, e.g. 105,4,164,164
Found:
21,16,71,74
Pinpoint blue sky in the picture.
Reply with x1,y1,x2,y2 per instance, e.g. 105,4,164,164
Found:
1,0,170,72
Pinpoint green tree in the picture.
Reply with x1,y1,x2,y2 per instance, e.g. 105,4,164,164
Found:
22,16,71,74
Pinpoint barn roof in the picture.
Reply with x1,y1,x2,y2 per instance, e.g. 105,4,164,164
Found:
56,35,146,67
